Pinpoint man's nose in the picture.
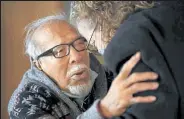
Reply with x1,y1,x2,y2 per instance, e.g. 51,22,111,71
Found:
69,46,82,64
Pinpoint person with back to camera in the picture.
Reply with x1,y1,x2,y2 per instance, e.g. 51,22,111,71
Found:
71,1,184,119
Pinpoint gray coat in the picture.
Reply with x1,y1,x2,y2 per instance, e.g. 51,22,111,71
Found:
8,54,108,119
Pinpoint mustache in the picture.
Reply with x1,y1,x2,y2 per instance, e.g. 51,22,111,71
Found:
67,64,89,78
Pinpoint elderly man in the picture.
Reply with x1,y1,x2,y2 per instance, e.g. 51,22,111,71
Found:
8,14,159,119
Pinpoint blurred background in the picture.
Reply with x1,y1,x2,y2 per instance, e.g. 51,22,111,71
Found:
1,1,72,119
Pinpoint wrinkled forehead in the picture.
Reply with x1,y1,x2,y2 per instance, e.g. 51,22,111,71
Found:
43,20,79,38
33,20,81,45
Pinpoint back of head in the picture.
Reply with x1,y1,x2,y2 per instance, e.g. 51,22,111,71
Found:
70,1,155,46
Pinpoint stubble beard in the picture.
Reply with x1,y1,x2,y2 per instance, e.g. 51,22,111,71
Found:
67,77,93,98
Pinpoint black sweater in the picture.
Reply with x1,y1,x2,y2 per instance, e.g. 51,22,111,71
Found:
104,1,184,119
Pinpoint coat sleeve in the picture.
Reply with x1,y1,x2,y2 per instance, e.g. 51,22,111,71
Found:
76,99,105,119
104,7,179,119
9,82,63,119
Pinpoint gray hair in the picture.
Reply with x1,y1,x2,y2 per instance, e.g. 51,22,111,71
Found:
70,1,155,50
24,13,66,60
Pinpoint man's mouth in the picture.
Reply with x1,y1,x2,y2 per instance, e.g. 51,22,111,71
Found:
71,70,84,77
74,71,84,76
69,69,88,81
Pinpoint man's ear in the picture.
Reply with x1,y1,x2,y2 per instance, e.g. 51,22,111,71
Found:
33,60,43,71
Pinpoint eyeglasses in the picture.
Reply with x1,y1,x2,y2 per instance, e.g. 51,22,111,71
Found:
36,37,88,60
86,22,102,56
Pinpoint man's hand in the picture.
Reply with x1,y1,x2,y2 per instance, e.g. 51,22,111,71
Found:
99,52,159,118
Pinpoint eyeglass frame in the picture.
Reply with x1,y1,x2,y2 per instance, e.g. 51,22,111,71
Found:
86,21,102,56
36,36,88,60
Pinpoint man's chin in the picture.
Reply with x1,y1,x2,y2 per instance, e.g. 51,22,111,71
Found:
71,79,89,86
67,81,93,98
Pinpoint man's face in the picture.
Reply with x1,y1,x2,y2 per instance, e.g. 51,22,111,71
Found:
33,21,91,97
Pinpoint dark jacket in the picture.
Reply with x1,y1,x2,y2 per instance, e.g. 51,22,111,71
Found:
8,54,109,119
104,1,184,119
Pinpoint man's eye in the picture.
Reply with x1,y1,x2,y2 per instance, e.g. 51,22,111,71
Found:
56,49,65,55
57,49,63,52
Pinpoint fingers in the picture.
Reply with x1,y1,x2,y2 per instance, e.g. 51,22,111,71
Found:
102,51,159,117
123,72,158,88
130,96,157,105
127,82,159,94
117,52,141,80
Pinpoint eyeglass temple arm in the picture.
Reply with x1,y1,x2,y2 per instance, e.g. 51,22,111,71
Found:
86,22,98,49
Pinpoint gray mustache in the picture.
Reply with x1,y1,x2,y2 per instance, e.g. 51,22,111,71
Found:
67,64,89,77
